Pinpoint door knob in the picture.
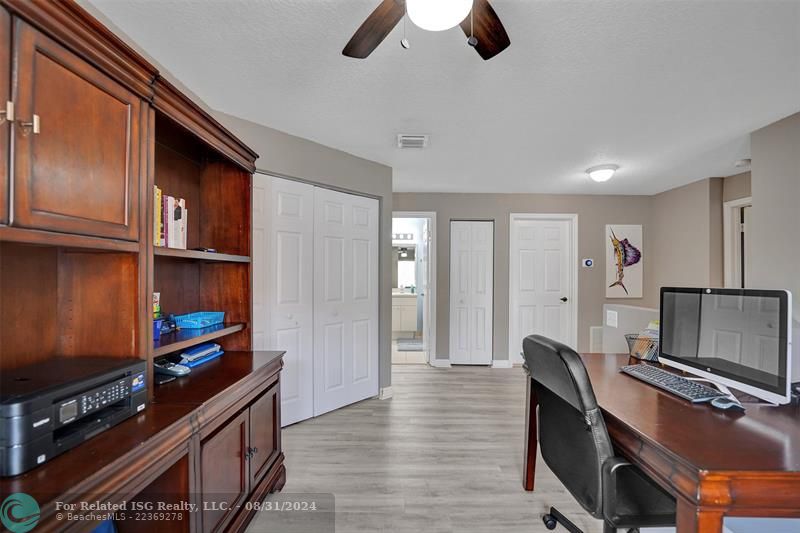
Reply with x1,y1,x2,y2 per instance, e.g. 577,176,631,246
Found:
560,297,568,302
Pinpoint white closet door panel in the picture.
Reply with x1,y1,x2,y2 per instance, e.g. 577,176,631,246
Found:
252,176,269,352
264,176,315,427
347,193,379,399
314,188,379,416
470,222,494,364
449,221,472,364
450,221,494,365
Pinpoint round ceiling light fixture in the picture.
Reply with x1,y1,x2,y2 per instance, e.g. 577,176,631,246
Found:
406,0,473,32
586,164,619,183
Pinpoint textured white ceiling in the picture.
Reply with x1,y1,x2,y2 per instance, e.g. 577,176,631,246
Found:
89,0,800,194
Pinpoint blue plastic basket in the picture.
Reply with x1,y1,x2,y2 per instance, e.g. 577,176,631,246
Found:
174,311,225,329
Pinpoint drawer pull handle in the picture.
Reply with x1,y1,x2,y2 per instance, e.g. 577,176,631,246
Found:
19,114,40,136
0,101,13,124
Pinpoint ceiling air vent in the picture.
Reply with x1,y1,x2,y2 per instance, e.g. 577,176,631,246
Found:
397,134,429,149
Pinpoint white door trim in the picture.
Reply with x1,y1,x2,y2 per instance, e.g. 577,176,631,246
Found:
508,213,579,361
393,211,437,364
723,197,752,288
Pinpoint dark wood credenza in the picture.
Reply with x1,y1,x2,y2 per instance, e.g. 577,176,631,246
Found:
1,352,286,533
0,1,284,531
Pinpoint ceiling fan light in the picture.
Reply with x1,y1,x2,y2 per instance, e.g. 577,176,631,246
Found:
587,164,619,183
407,0,473,32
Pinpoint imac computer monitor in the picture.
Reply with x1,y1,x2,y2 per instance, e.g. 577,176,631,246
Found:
659,287,793,405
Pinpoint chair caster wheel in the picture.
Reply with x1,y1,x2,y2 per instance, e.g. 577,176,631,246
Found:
542,513,557,530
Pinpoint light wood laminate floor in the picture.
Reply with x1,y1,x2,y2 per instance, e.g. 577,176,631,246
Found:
249,365,602,533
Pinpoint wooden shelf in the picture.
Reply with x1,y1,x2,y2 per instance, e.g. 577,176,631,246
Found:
153,323,245,357
153,351,284,405
0,225,140,252
154,246,250,263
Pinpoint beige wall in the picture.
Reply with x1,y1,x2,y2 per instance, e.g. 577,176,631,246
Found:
749,112,800,371
723,171,752,202
215,113,395,389
393,193,656,359
647,178,724,299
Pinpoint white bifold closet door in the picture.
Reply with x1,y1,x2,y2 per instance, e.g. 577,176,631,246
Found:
313,187,380,416
253,175,379,426
253,176,315,426
449,221,494,365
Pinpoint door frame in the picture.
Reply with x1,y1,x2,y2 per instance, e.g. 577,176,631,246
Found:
392,211,437,363
723,196,752,288
508,213,579,363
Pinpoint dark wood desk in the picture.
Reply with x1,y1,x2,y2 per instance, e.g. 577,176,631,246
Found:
523,354,800,533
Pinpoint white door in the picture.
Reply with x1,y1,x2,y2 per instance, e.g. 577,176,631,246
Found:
314,188,380,415
698,294,780,374
509,217,575,363
252,175,269,352
253,175,315,427
450,221,494,365
418,220,431,355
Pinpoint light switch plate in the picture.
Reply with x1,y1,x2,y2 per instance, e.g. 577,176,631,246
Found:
606,310,618,328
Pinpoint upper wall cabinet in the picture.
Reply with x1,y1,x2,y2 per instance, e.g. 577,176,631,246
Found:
0,7,9,225
10,19,144,241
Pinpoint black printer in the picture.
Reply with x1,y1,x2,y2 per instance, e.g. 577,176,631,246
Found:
1,357,147,476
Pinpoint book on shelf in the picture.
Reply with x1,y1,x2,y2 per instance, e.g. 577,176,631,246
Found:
153,185,163,247
176,198,187,250
154,187,187,250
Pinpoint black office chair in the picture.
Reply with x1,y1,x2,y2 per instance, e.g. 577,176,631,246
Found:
522,335,676,533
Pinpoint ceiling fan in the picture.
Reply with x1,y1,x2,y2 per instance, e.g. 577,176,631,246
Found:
342,0,510,61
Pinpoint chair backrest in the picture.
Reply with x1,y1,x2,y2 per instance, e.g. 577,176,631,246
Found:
522,335,614,518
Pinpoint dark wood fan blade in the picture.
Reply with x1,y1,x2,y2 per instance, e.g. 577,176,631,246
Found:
459,0,511,60
343,0,406,58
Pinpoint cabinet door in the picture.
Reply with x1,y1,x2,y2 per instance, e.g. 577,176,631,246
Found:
249,384,280,487
11,20,142,241
391,305,401,330
401,304,417,331
0,7,9,225
201,410,249,533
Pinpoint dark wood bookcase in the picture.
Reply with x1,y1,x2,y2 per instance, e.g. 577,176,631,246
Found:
151,112,253,362
0,1,284,531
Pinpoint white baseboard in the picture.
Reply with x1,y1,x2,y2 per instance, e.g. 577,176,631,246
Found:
429,358,451,368
491,359,513,369
378,386,393,400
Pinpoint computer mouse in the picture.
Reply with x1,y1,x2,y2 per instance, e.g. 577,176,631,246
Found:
711,396,745,411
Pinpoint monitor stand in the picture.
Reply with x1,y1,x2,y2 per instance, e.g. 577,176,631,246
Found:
685,376,779,406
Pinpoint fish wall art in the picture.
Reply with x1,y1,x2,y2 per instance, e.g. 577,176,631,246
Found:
605,225,643,298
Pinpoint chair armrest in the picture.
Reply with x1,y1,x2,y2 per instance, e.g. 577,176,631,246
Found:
601,456,632,518
601,456,676,528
